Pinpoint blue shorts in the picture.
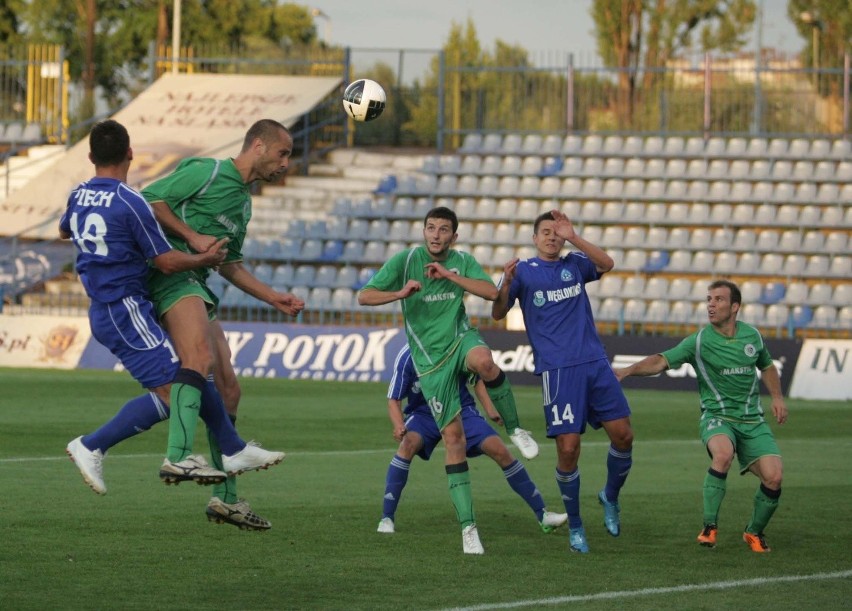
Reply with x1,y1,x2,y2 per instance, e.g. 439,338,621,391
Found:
540,358,631,437
89,297,180,389
404,406,499,461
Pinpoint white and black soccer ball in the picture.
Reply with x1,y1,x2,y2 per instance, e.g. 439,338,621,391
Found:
342,79,386,122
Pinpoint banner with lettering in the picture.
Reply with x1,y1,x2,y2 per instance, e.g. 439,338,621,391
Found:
788,339,852,400
481,330,802,394
78,322,407,382
0,314,91,369
3,73,342,239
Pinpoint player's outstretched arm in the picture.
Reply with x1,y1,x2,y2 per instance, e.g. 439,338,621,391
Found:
219,261,305,316
614,353,668,382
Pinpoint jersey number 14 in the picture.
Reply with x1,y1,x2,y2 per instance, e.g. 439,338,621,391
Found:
549,403,575,425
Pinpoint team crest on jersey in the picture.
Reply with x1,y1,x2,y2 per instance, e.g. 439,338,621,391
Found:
412,380,421,394
449,267,460,274
561,268,573,282
533,290,546,307
744,343,756,357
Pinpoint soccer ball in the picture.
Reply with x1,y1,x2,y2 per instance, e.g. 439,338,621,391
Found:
342,79,386,122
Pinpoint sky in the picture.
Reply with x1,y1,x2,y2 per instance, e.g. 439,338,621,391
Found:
310,0,804,62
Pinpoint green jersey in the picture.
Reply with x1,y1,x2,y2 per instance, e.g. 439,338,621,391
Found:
142,157,250,267
362,246,493,374
662,321,774,423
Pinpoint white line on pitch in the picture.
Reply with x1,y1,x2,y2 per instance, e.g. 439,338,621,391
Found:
0,437,838,464
438,569,852,611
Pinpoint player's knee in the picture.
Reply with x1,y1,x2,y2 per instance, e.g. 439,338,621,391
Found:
398,436,419,460
711,452,734,472
611,426,633,449
761,460,783,489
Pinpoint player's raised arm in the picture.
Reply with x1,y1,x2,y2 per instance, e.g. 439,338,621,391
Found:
492,258,519,320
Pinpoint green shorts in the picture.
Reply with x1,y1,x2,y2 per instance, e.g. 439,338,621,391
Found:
147,268,218,321
418,330,488,431
699,413,781,474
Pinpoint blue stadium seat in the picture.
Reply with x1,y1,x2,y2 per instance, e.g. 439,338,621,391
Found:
352,267,376,290
373,174,398,194
642,250,670,274
759,282,786,305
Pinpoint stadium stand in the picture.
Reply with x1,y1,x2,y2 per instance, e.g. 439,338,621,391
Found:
10,134,850,336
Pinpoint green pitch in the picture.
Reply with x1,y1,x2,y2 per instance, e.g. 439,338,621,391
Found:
1,368,850,610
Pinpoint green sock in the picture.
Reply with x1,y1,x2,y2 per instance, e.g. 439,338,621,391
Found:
703,469,727,526
207,427,238,504
484,373,520,433
447,462,475,528
747,485,780,534
166,372,204,462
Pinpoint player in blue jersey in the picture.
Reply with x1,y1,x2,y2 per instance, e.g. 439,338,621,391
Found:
61,119,284,500
377,344,567,535
492,210,634,554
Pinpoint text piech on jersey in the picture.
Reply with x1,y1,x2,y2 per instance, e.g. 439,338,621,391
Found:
73,189,114,208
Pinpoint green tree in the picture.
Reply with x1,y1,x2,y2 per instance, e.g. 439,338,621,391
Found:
787,0,852,93
0,0,24,45
405,19,483,147
14,1,319,121
591,0,756,128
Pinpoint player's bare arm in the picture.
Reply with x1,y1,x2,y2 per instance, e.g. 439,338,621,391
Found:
760,365,788,424
424,262,498,301
473,380,502,425
357,281,422,306
150,200,219,254
387,398,407,442
614,353,668,382
219,261,305,316
152,237,229,273
491,258,519,320
551,210,614,273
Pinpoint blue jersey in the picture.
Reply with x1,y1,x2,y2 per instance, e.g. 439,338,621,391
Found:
505,253,607,373
59,177,172,303
387,344,477,417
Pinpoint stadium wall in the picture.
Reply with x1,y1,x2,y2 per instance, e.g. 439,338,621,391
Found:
2,315,849,400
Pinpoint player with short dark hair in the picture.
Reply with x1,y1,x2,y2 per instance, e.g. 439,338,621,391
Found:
142,118,303,529
492,210,635,554
61,119,280,496
615,280,787,552
358,206,539,554
377,344,566,535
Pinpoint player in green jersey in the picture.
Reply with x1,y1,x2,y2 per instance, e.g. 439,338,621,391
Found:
615,280,787,552
143,119,305,530
358,206,539,555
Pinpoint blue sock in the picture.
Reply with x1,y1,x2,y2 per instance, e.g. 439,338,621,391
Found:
604,444,633,503
556,467,582,529
83,393,168,454
199,381,244,456
503,459,545,520
382,455,411,520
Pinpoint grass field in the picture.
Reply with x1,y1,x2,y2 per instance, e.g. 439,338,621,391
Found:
1,368,850,610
